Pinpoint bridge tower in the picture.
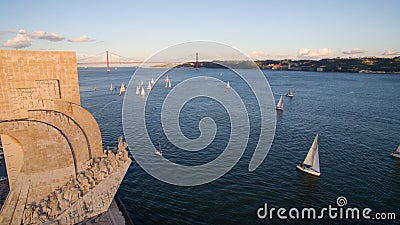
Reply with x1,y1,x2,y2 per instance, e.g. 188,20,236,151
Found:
195,52,198,71
106,51,110,72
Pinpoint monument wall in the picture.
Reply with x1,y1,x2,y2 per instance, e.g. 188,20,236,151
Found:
0,50,129,225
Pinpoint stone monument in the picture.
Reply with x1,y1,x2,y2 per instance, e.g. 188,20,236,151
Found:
0,50,131,224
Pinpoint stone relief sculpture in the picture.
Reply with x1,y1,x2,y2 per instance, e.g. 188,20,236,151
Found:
21,136,130,225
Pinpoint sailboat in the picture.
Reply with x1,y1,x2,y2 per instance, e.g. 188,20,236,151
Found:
276,95,283,110
135,86,140,95
165,75,170,88
151,78,155,85
119,82,126,96
296,134,321,177
286,87,294,97
141,87,146,96
391,145,400,159
165,75,169,83
155,141,163,157
226,81,231,89
147,81,152,90
110,83,113,93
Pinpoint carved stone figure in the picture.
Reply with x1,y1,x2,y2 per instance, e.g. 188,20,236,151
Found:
84,168,96,188
31,207,40,225
107,150,118,168
99,159,109,178
76,173,90,194
48,193,59,219
92,162,102,183
39,200,50,222
70,185,82,202
117,136,124,150
106,160,114,174
23,205,33,224
55,188,68,213
87,158,94,169
116,150,129,166
63,182,73,205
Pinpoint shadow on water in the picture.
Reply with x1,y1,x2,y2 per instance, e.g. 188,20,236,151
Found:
276,110,283,123
297,170,320,193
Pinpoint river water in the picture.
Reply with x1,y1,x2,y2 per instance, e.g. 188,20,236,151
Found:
78,67,400,225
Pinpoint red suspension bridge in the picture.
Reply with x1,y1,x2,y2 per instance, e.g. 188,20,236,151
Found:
77,51,200,72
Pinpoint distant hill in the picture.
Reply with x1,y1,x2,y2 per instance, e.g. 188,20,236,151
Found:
176,57,400,74
255,57,400,73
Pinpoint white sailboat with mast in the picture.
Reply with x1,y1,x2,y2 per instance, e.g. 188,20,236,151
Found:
147,81,152,90
135,85,140,95
110,83,113,93
226,81,231,89
119,82,126,96
276,95,284,110
167,80,172,88
165,75,169,88
141,87,146,96
286,86,294,97
155,141,162,157
296,134,321,177
151,78,155,85
391,145,400,159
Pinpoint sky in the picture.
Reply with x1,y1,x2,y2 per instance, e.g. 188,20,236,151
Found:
0,0,399,60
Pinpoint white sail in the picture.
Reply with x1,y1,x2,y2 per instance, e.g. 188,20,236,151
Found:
119,82,126,96
276,95,283,109
168,80,172,88
303,134,320,172
141,87,145,96
147,81,152,90
226,81,230,89
312,144,320,173
165,75,169,83
136,86,140,95
110,83,113,92
151,78,155,85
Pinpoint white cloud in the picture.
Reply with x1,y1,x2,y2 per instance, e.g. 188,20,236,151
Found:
382,50,400,56
68,35,96,43
30,31,64,41
1,33,33,49
247,50,269,60
297,48,333,59
342,48,367,54
247,50,295,60
76,53,98,60
0,29,26,35
1,29,64,49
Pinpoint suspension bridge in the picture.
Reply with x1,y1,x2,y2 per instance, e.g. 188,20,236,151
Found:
77,51,200,72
